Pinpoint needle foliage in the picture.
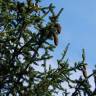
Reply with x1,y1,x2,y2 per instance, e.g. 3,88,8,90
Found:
0,0,96,96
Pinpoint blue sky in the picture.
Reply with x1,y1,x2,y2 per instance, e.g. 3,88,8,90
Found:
18,0,96,95
41,0,96,69
20,0,96,68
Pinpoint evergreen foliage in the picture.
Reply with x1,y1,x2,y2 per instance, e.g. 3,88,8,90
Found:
0,0,96,96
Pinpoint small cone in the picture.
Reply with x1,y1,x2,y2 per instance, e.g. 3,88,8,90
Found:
53,33,58,46
55,23,61,34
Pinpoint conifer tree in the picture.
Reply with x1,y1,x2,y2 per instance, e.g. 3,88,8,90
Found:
0,0,96,96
